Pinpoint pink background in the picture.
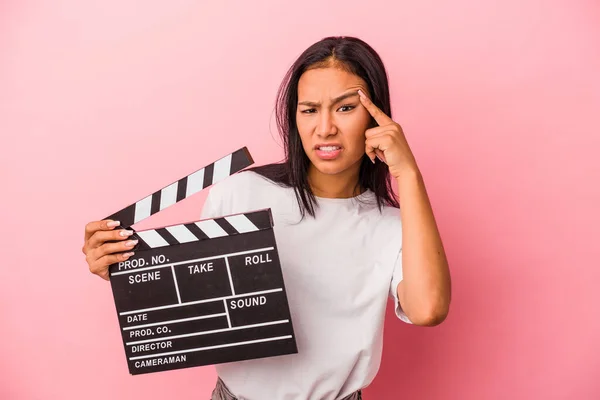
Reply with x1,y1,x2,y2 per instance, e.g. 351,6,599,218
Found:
1,1,599,399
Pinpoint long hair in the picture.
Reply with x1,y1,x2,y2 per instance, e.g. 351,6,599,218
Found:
248,36,399,218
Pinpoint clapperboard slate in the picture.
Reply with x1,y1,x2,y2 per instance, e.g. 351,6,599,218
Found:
105,147,297,375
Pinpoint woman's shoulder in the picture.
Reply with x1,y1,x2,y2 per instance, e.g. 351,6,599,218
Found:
208,169,282,202
202,169,284,219
364,197,403,232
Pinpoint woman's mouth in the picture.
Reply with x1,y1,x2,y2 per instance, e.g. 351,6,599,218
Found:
315,145,342,160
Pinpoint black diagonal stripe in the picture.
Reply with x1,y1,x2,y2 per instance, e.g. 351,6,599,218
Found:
150,191,162,216
230,146,254,173
203,162,215,189
176,177,188,202
214,217,239,235
154,227,179,245
184,223,210,241
105,204,136,229
244,209,274,230
130,231,152,251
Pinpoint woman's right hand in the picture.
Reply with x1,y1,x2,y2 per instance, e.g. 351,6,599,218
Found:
82,220,138,281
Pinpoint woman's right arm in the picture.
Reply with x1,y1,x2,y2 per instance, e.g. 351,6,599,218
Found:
82,220,138,280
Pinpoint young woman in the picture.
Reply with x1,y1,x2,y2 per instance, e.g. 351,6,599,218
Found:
82,36,451,400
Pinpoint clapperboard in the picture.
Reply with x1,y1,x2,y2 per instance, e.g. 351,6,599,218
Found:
105,147,297,375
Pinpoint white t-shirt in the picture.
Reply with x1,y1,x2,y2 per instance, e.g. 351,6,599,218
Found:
200,170,411,400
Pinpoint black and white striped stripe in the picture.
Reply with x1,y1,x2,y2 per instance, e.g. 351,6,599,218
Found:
106,147,253,228
133,209,273,251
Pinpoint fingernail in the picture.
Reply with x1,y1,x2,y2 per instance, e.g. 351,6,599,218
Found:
119,230,134,237
107,220,120,228
371,157,376,164
377,154,384,163
125,240,138,247
123,252,135,258
357,89,365,98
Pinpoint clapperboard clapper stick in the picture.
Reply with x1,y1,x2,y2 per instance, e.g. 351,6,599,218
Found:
104,147,297,375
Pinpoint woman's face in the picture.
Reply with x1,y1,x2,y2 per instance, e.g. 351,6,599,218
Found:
296,67,372,178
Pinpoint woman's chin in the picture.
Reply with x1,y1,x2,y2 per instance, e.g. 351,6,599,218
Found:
310,159,354,176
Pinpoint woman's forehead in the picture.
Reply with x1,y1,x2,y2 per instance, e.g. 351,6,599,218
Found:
298,68,367,99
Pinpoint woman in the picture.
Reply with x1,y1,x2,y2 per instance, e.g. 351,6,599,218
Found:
82,36,451,400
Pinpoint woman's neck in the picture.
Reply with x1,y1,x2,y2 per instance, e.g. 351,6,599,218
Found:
307,163,363,199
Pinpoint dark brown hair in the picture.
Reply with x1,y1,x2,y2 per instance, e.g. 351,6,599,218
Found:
249,36,399,218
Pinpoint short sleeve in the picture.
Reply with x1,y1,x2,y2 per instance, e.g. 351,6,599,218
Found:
390,248,412,324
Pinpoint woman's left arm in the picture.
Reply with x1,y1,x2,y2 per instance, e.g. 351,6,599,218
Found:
358,89,451,326
394,168,451,326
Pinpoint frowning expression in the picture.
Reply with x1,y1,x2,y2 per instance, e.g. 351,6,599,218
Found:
296,67,372,176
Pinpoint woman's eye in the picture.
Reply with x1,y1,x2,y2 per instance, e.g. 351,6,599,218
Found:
301,108,316,114
338,105,355,112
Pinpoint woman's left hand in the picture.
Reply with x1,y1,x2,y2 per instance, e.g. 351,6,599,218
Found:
358,89,418,179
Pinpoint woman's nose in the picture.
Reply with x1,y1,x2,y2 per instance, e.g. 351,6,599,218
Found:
316,113,337,137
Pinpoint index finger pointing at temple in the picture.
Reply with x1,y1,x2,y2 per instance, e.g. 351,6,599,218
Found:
357,89,393,126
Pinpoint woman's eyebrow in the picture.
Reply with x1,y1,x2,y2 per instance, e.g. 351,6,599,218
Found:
298,91,360,107
331,91,359,104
